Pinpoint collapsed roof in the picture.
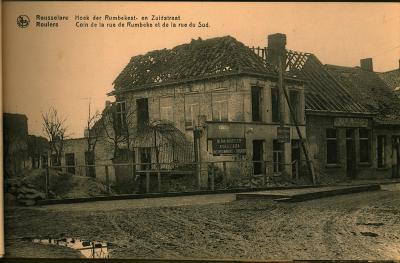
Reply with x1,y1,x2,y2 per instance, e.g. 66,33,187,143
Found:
113,36,279,92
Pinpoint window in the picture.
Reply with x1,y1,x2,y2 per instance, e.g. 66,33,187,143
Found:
271,88,280,123
289,90,300,123
136,98,149,129
185,94,200,127
212,92,228,121
359,129,371,163
326,128,338,164
51,154,60,166
377,135,386,168
160,97,174,122
116,101,127,131
273,140,284,173
251,86,263,121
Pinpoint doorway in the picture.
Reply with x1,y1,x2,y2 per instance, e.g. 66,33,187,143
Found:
346,129,356,178
252,140,264,175
291,140,301,177
392,136,400,178
65,153,75,174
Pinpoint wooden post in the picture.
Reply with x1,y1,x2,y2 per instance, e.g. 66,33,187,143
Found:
278,57,316,185
105,165,110,195
210,162,215,191
45,166,50,199
157,164,161,193
222,161,227,189
146,171,150,193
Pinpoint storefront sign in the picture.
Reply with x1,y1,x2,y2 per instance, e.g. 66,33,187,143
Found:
334,117,369,127
212,138,246,155
277,127,290,143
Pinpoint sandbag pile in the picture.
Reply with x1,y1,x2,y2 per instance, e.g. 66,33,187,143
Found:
5,179,48,206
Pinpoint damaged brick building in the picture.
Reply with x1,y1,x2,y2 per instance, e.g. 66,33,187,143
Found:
53,33,400,189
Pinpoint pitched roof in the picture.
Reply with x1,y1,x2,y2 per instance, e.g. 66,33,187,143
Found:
378,68,400,92
113,36,277,91
285,51,369,114
325,65,400,122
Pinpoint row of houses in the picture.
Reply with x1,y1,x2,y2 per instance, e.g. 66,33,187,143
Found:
11,33,400,188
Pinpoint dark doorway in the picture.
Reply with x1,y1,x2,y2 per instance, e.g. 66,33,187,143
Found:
346,129,356,178
392,136,400,178
65,153,75,174
85,151,96,178
291,140,301,177
137,98,149,129
251,87,262,121
252,140,264,175
139,147,152,171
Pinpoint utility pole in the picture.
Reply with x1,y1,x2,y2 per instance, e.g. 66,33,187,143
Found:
278,57,316,185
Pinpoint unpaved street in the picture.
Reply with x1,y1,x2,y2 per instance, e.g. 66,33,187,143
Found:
5,188,400,260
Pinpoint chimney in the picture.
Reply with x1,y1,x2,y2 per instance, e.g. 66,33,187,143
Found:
105,100,111,108
267,33,287,68
360,58,373,72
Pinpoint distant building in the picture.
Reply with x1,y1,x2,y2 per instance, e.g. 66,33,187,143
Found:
3,113,30,176
378,60,400,98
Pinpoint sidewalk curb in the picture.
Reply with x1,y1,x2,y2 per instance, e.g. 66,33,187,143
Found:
37,185,317,206
274,184,381,202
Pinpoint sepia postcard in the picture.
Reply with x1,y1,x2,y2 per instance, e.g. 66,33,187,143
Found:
2,1,400,261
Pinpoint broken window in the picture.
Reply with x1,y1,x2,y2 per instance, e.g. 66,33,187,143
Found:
273,140,284,173
326,128,338,164
115,101,127,131
251,86,262,121
185,94,200,128
289,90,300,123
271,88,280,123
359,129,371,163
212,92,228,121
160,97,174,122
377,135,386,168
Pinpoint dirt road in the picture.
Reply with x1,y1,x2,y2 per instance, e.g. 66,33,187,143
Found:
5,189,400,260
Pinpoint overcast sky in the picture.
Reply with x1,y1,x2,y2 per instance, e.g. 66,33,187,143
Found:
3,2,400,138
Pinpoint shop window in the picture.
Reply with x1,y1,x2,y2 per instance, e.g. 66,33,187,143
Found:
359,129,371,163
326,128,338,164
212,92,228,121
185,94,200,128
289,90,300,123
160,97,174,122
377,135,386,168
251,86,263,121
273,140,284,173
271,88,280,123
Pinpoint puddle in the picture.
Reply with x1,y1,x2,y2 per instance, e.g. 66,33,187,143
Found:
32,237,111,258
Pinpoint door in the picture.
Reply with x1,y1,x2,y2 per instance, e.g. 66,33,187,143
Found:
65,153,75,174
291,140,301,178
137,98,149,129
252,140,264,175
346,129,356,178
